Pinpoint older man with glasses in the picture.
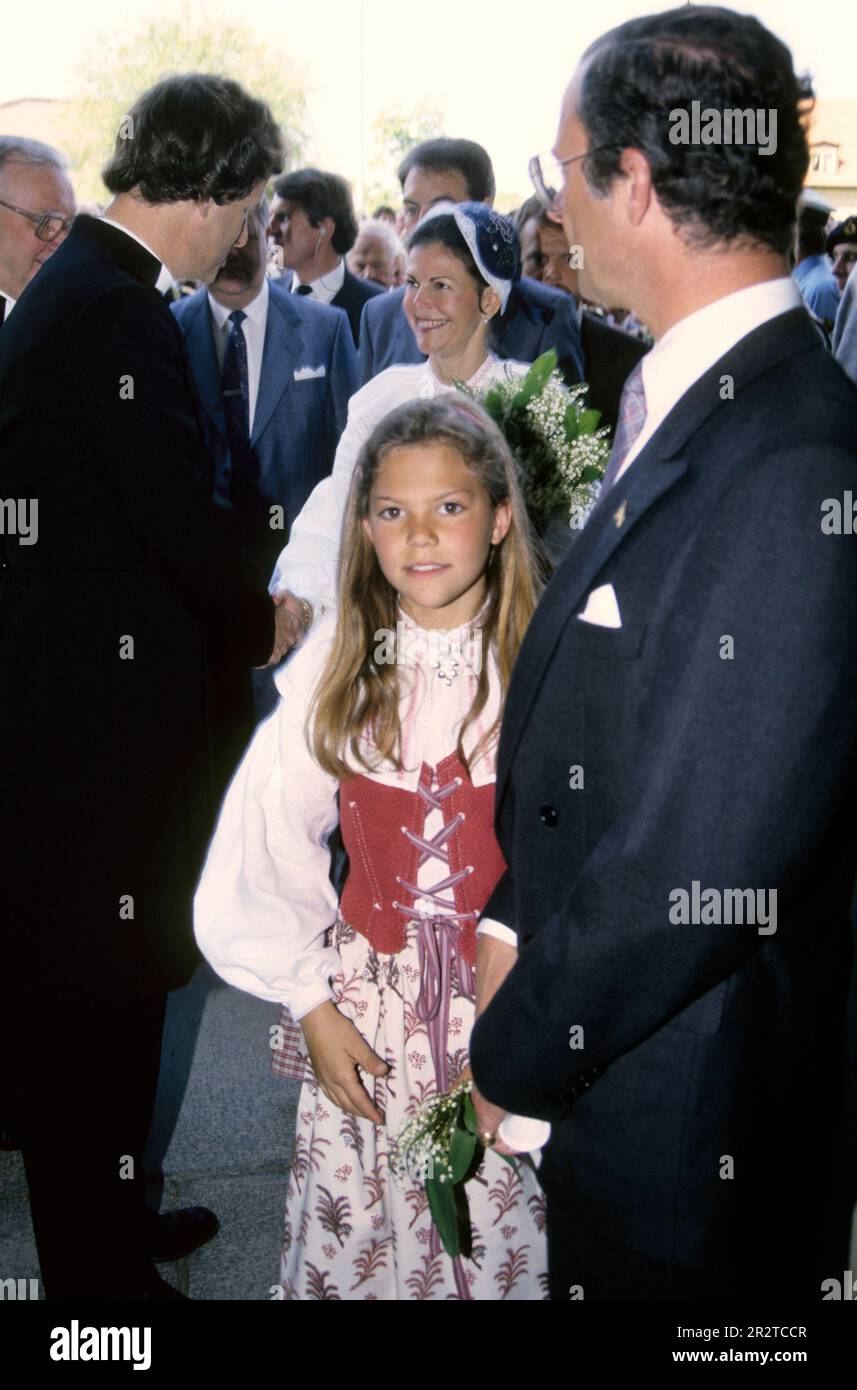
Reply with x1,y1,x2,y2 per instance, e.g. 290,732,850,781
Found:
0,137,75,325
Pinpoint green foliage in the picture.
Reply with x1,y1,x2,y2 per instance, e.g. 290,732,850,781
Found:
364,100,444,211
459,350,611,537
64,3,309,204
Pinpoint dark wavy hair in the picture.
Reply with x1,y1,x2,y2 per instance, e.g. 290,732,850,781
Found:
397,138,496,203
577,6,814,254
102,74,284,204
272,168,359,254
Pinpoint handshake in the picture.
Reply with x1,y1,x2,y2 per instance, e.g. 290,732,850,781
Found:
260,590,313,668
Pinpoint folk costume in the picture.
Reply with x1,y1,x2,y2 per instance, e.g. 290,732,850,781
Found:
195,611,548,1300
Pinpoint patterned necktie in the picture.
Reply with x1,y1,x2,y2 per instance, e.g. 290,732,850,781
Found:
600,361,647,492
221,309,254,507
295,283,313,296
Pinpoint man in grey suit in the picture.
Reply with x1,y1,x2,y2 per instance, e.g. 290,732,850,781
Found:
173,201,357,721
173,201,357,579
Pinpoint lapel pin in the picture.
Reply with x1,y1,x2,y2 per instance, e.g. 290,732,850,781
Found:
613,501,628,528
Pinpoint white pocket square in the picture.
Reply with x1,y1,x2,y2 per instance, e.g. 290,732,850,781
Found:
293,365,326,381
577,582,622,628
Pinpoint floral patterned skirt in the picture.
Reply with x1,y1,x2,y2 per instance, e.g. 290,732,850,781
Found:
272,916,548,1300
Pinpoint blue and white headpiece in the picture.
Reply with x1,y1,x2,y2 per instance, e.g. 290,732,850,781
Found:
417,201,520,312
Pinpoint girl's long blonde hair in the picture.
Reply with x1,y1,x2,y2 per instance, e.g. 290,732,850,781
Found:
311,394,542,780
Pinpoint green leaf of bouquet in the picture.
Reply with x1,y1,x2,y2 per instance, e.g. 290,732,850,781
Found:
426,1176,459,1258
510,349,558,409
580,464,603,482
577,408,602,433
563,402,581,440
448,1127,477,1185
480,385,505,418
462,1090,479,1136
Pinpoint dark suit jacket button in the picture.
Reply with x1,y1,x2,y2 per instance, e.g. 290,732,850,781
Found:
539,804,559,827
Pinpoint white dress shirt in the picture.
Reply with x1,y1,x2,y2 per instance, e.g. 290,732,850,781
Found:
1,292,16,321
98,216,176,295
207,278,269,435
269,355,526,609
291,256,345,305
616,276,803,483
477,276,804,956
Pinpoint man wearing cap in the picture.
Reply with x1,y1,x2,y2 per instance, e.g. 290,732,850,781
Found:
792,191,840,330
833,262,857,384
827,216,857,297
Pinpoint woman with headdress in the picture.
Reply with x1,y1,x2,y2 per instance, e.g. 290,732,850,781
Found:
269,203,528,636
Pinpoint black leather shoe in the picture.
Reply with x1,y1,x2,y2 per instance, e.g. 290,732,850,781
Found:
143,1207,220,1262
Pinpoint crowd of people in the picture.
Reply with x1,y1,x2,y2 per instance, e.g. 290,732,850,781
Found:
1,2,856,1304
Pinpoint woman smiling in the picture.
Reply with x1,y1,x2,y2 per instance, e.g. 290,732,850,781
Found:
270,203,527,631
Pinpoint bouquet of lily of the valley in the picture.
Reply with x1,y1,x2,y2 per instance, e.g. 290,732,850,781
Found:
390,1078,518,1258
458,349,611,537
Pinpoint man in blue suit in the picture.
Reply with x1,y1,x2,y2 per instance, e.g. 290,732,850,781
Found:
172,200,357,583
358,137,584,385
470,6,857,1302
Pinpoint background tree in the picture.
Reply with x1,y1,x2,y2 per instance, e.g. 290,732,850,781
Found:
65,6,309,205
363,99,444,212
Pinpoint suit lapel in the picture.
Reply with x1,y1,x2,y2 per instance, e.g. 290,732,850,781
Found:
251,287,301,445
497,306,822,805
497,449,689,802
181,293,228,442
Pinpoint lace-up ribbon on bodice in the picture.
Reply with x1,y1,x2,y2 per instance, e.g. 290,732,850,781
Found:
338,751,506,966
392,774,478,1096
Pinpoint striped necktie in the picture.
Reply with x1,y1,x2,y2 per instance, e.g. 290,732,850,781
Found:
221,309,254,507
600,361,647,492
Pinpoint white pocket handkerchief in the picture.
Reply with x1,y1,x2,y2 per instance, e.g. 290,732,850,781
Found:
293,365,326,381
577,582,622,628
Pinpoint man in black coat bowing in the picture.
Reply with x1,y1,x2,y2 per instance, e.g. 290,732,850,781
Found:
0,74,294,1299
470,6,857,1301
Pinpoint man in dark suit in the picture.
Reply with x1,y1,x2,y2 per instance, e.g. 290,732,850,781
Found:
0,74,294,1299
520,205,648,432
357,137,584,385
267,168,384,345
470,6,857,1301
173,199,357,719
0,136,76,1153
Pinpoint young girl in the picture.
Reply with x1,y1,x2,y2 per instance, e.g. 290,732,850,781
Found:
195,395,548,1300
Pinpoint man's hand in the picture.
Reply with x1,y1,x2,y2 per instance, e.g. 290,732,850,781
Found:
456,1063,516,1156
258,590,312,667
300,1000,389,1123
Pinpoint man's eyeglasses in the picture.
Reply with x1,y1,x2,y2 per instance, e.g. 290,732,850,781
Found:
528,147,614,211
0,198,75,243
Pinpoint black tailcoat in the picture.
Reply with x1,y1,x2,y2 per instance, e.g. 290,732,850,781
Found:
0,216,274,1000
